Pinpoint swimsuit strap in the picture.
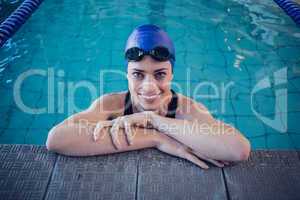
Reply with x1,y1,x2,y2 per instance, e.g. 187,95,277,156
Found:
124,90,134,116
123,89,178,118
165,89,178,118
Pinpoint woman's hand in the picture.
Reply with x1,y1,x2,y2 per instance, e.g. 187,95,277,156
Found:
92,113,231,168
93,111,156,149
156,133,230,169
92,120,113,139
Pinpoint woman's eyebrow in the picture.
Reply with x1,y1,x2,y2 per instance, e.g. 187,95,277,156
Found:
132,68,168,72
132,68,145,72
154,68,168,72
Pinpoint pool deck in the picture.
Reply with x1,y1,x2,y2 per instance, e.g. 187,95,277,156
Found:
0,144,300,200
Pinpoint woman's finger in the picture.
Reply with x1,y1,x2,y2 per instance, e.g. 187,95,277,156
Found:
219,161,231,165
93,120,114,141
179,148,209,169
191,149,224,168
156,135,209,169
110,117,122,150
93,122,103,142
123,120,133,145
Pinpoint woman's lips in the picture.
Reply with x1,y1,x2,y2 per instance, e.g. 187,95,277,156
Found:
138,93,161,102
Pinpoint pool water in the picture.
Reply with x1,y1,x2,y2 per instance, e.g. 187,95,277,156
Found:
0,0,299,149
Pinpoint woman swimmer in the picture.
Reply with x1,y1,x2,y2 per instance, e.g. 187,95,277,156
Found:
46,24,250,169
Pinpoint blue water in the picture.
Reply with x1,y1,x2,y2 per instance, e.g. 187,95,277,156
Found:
0,0,300,149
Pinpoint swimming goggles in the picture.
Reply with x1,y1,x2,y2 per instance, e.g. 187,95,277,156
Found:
125,46,175,62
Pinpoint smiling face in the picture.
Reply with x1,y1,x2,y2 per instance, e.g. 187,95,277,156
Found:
127,55,173,112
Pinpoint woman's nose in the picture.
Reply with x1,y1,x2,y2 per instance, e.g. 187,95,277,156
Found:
141,76,159,93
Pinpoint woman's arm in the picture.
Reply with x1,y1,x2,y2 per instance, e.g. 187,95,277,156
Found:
45,93,211,168
148,97,251,162
99,101,250,162
46,94,160,156
46,119,159,156
123,96,251,162
47,119,211,168
151,114,250,162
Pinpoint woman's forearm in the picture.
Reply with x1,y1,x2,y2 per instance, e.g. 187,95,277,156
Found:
46,121,159,156
151,114,250,161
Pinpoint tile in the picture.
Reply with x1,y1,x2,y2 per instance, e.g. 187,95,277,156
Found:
24,128,49,145
288,92,300,112
277,46,300,62
7,107,35,129
11,90,41,111
0,87,14,107
0,129,27,144
266,133,294,150
29,114,57,129
231,98,254,116
0,106,13,129
288,112,300,134
237,117,266,138
289,133,300,149
111,50,125,66
249,137,266,150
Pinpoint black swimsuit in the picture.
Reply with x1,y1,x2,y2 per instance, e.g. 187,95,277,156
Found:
123,89,178,118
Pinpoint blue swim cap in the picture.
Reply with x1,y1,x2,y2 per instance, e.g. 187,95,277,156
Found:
125,24,175,69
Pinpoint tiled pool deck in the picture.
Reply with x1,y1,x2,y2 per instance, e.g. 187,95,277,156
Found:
0,144,300,200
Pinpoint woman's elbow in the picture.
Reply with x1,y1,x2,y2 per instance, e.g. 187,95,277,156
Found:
232,137,251,161
46,126,62,152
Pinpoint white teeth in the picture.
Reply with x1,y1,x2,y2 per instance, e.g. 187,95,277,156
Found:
140,94,160,100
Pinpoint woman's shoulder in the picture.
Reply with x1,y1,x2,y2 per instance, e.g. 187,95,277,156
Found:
100,90,128,105
90,90,128,116
175,92,208,115
175,92,195,107
100,90,127,101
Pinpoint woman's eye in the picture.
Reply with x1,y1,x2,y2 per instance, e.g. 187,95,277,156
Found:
132,72,144,79
155,72,166,80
